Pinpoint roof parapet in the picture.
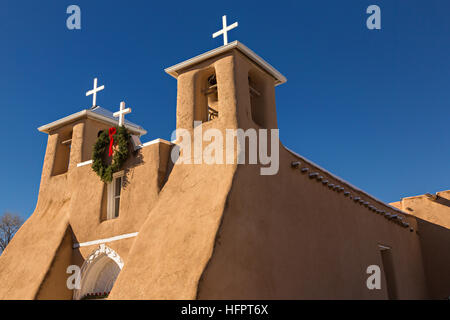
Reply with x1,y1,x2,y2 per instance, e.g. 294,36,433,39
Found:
38,107,147,136
165,41,287,86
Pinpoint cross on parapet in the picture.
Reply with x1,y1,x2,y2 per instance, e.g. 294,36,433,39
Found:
212,15,238,46
86,78,105,108
113,101,131,127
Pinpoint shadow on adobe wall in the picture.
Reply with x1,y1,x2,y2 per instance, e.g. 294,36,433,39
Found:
417,218,450,299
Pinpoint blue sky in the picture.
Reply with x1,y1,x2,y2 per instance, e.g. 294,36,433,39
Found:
0,0,449,219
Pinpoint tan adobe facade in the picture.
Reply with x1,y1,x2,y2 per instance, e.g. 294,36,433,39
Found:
390,191,450,299
0,42,448,300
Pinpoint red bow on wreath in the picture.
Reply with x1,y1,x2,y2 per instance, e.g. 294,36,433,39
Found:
108,127,117,157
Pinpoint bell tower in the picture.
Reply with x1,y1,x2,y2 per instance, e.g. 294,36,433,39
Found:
165,41,287,135
36,107,146,206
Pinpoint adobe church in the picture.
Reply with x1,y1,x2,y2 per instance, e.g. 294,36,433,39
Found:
0,17,449,300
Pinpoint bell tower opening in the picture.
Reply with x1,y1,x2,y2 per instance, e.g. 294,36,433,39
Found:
195,70,219,124
51,128,73,176
248,71,264,127
206,74,219,121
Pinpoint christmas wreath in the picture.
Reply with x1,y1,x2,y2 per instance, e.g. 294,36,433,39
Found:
92,126,130,183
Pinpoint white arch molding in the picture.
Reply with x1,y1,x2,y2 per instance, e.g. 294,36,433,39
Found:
74,244,124,300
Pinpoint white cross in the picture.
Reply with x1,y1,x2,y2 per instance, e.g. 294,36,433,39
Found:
212,15,238,46
113,101,132,127
86,77,105,107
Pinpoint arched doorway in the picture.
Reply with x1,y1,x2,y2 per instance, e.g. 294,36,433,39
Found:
74,244,123,300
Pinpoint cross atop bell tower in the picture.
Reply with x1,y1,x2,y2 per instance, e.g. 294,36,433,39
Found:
212,15,238,46
86,77,105,108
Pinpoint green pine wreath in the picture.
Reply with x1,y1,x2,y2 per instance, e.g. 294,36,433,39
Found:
92,126,130,183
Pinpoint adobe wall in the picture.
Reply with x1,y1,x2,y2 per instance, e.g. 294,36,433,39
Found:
415,218,450,299
35,228,74,299
68,139,170,243
197,145,429,299
391,191,450,299
0,131,71,298
0,115,172,299
391,191,450,229
390,192,450,299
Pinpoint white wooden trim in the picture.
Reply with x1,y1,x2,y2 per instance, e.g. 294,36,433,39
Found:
136,138,173,149
107,181,113,220
77,160,93,167
107,172,124,220
73,232,139,249
38,109,147,135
